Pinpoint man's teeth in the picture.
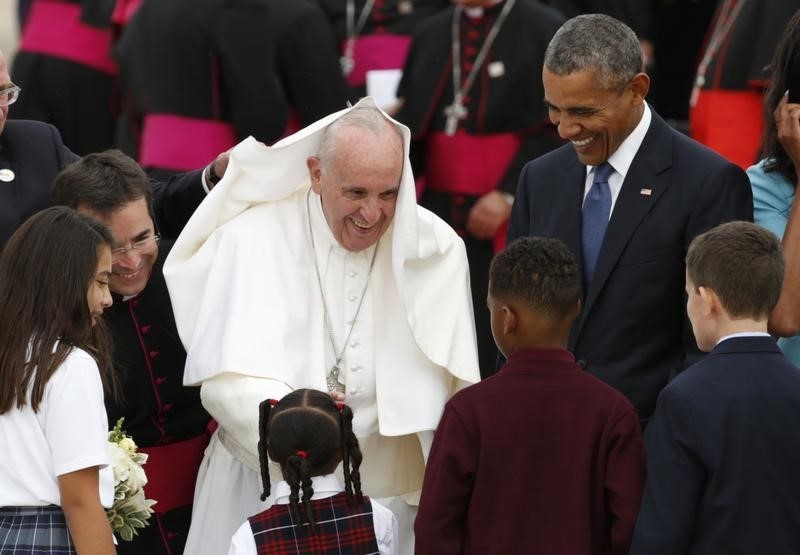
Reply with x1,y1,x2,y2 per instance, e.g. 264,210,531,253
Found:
572,136,594,147
117,270,139,278
351,219,374,230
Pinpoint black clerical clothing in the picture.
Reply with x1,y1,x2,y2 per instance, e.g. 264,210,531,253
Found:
12,0,117,154
106,241,211,555
114,0,349,175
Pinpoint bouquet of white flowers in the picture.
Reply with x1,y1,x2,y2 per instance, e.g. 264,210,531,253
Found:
106,418,157,541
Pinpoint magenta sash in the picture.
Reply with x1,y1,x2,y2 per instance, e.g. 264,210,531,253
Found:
426,131,520,252
20,0,117,75
139,114,237,171
426,131,520,196
342,34,412,87
111,0,143,26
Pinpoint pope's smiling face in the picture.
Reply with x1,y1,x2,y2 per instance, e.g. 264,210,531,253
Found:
307,124,403,252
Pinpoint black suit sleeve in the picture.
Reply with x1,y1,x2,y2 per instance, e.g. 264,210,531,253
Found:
631,387,702,554
507,161,534,244
150,169,206,240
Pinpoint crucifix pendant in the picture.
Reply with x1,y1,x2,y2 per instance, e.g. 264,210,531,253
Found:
340,54,355,76
444,99,467,136
327,365,346,394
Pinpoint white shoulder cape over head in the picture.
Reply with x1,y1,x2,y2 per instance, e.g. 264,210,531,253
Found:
163,97,480,438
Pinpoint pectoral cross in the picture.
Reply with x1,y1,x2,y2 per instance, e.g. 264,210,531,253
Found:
340,54,355,77
340,39,356,77
327,365,346,394
444,95,467,136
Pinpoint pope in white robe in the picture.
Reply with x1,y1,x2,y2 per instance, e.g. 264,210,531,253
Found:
164,98,480,555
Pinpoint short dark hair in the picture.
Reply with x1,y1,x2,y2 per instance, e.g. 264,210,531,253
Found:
544,13,643,91
489,237,580,320
52,149,154,218
686,221,784,319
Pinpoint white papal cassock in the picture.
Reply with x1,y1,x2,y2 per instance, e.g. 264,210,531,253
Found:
164,98,480,555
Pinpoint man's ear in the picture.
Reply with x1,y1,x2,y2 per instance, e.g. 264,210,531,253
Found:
629,72,650,104
307,156,323,194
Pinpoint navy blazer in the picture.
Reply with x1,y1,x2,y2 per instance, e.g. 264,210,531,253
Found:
0,119,206,248
632,336,800,554
508,110,753,421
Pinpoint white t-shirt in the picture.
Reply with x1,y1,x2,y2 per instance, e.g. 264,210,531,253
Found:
0,346,113,507
228,474,397,555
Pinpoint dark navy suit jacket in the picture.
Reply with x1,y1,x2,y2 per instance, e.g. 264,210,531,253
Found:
632,336,800,554
0,119,206,248
508,110,753,421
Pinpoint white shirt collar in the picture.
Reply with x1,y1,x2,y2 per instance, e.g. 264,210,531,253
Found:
273,473,343,504
716,331,771,346
587,101,651,181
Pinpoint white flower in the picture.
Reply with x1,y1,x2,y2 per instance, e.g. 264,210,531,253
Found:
119,436,138,455
105,419,155,541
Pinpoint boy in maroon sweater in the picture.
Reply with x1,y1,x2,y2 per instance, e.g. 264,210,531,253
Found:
415,237,646,554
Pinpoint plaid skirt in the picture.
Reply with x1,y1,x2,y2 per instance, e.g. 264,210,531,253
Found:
0,506,75,554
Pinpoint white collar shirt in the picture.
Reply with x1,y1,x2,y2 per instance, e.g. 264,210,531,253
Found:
583,102,652,217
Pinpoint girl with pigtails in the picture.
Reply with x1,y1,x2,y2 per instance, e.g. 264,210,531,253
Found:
228,389,398,555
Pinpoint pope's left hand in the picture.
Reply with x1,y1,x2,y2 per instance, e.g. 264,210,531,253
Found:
466,190,512,240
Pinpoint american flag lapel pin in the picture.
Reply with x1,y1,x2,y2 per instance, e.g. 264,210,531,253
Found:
640,187,652,196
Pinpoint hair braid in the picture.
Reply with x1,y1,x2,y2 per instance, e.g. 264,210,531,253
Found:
285,455,303,524
339,405,355,503
257,400,273,501
298,457,317,532
343,409,364,504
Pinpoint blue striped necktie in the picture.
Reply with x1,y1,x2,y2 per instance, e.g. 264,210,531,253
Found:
581,161,614,290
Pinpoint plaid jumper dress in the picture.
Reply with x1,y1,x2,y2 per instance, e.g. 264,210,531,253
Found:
249,492,380,554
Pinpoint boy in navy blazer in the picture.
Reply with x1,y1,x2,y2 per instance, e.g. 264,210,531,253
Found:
632,221,800,554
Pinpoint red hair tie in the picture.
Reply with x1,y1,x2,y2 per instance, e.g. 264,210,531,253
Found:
268,399,278,407
296,450,308,459
335,402,345,413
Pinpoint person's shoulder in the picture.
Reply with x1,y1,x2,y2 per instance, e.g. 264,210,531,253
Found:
655,117,740,172
47,346,101,389
749,158,794,197
2,119,62,143
521,143,578,176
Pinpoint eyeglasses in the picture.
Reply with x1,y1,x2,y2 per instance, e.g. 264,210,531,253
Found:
111,234,160,259
0,85,21,107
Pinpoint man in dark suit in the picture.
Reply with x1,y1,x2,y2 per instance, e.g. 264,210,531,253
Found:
507,14,752,424
632,222,800,554
0,48,221,248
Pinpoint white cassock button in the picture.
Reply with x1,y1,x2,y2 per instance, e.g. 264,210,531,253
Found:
351,365,362,372
348,271,358,278
348,294,358,302
350,340,359,348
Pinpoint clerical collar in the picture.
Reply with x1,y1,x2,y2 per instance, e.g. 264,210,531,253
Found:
463,0,503,19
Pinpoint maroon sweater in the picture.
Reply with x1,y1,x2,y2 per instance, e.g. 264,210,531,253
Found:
415,348,646,554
